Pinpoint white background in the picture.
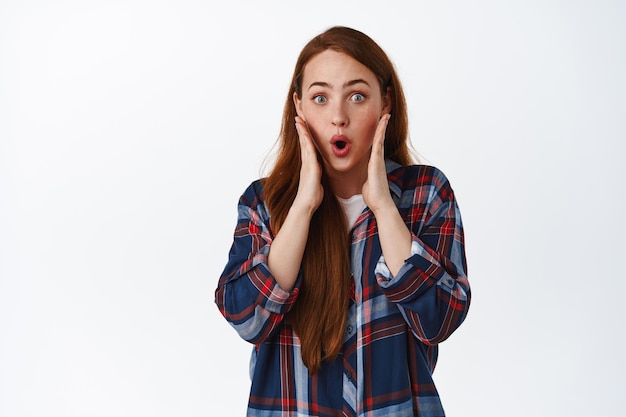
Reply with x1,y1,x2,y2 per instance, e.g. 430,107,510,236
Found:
1,1,625,416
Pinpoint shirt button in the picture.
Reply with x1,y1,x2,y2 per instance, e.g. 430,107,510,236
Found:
351,234,357,241
346,325,353,334
446,277,455,287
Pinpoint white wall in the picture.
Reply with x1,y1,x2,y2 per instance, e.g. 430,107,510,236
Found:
1,1,624,415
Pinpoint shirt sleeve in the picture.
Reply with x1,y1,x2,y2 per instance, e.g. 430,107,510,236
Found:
214,182,300,344
375,170,470,345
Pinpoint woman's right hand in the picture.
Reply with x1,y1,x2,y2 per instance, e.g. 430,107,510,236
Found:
265,117,323,291
294,116,324,216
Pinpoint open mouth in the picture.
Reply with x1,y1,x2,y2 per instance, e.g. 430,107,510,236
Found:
331,135,350,157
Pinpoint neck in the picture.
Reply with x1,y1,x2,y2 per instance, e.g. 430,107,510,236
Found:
325,164,368,199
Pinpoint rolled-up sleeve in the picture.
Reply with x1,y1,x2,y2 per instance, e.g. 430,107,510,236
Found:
215,182,300,344
375,169,470,345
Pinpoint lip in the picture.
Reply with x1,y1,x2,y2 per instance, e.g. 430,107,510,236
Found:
330,134,351,158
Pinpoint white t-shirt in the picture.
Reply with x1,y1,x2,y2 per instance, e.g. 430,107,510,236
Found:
337,194,367,231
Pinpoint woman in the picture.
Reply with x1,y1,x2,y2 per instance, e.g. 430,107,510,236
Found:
215,26,470,416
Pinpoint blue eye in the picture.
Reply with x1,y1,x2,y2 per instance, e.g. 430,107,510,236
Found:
351,93,365,102
313,95,327,104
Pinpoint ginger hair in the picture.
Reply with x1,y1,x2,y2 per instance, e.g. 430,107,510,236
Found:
263,26,412,373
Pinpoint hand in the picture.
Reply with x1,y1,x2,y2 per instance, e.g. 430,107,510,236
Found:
266,117,322,291
362,114,394,214
293,116,324,216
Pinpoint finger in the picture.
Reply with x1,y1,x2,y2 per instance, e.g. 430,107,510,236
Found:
295,117,319,166
371,114,391,159
295,117,314,145
295,117,312,152
374,113,391,147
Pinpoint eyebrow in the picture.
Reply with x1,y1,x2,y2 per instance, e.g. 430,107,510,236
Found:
307,79,371,91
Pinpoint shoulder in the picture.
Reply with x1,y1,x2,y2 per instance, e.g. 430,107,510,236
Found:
236,179,271,216
234,179,273,227
387,163,453,194
388,164,460,225
238,178,266,204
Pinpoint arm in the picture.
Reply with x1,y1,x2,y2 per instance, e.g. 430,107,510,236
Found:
369,200,412,276
215,116,323,343
363,116,469,344
363,114,412,276
267,116,323,291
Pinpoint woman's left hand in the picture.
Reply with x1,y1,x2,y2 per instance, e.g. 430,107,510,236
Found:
362,114,394,214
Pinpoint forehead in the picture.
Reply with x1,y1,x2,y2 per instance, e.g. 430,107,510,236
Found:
302,50,379,88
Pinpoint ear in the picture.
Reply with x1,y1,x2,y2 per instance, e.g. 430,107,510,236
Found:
293,92,305,119
382,86,392,115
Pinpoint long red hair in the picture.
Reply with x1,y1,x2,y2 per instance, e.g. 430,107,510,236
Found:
263,26,413,373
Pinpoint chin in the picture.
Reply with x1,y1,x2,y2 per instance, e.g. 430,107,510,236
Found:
324,158,351,170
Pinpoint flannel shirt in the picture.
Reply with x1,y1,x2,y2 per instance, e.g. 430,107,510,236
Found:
215,161,470,416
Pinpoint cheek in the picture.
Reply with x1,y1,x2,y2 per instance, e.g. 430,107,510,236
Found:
304,122,324,150
300,110,324,140
359,112,381,140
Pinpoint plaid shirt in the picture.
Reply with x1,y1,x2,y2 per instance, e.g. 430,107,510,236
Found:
215,161,470,417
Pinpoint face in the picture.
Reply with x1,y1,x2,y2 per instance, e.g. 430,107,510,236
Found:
294,50,391,184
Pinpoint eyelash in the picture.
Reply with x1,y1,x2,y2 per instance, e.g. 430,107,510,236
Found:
351,93,366,102
311,93,367,104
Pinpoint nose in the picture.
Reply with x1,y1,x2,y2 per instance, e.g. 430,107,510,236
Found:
331,102,348,127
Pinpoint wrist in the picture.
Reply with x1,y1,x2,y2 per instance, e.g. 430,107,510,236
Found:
369,199,397,218
289,199,318,219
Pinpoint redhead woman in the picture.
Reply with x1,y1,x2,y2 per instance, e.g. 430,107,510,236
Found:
215,26,471,417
